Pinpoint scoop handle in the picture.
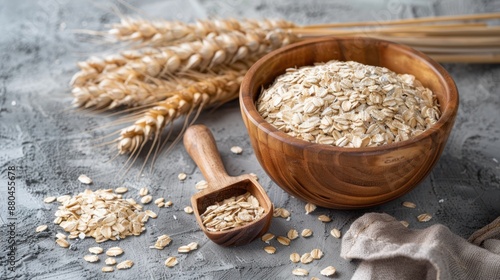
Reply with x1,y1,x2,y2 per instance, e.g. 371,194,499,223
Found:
183,124,231,187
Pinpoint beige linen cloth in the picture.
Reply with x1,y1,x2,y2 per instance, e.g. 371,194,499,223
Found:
340,213,500,280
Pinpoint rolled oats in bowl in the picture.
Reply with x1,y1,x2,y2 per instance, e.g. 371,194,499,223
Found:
256,60,441,148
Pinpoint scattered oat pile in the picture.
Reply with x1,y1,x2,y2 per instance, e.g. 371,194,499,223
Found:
53,189,150,242
257,60,441,147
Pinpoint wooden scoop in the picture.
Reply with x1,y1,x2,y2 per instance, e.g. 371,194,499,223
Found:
183,124,273,246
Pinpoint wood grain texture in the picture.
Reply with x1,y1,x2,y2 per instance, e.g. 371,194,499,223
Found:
183,124,273,246
240,36,459,209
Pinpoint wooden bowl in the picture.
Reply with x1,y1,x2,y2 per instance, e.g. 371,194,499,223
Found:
239,36,459,209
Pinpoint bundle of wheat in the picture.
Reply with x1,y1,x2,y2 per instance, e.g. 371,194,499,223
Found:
71,17,297,172
71,13,500,171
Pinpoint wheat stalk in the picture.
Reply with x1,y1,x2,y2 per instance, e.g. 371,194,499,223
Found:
70,27,296,110
70,49,159,87
72,76,184,109
109,17,296,47
72,18,285,86
70,28,296,94
71,48,260,110
113,67,246,173
126,29,295,77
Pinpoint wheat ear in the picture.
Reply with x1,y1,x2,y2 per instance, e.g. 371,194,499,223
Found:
70,28,295,85
71,54,254,109
109,17,296,46
70,28,295,89
71,17,296,86
116,68,244,157
70,49,160,87
113,29,295,78
71,76,184,109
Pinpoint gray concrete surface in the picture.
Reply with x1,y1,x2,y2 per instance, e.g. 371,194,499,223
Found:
1,0,499,279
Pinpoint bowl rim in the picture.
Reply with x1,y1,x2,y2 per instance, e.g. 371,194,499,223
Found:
240,36,459,154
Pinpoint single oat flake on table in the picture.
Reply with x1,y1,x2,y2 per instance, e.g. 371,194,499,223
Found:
305,203,316,214
116,260,134,270
139,187,149,196
301,228,313,237
230,146,243,154
88,247,103,254
277,236,291,246
105,258,116,265
417,213,433,222
292,268,309,276
35,225,48,233
56,238,69,248
152,234,172,250
44,196,56,203
101,266,114,273
300,253,313,264
290,252,300,263
184,206,194,214
287,229,299,240
311,248,323,259
141,195,153,204
165,256,178,267
403,201,417,208
331,228,342,239
178,172,187,181
106,247,124,257
83,255,99,263
318,215,332,223
321,266,337,276
264,246,276,254
78,174,92,184
261,232,275,243
114,187,128,194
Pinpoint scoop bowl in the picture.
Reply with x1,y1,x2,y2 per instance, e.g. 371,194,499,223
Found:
184,124,273,246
